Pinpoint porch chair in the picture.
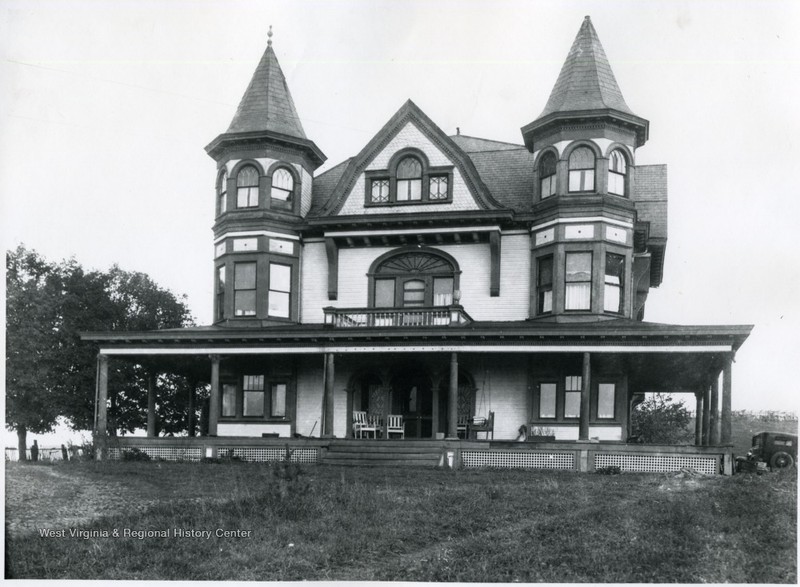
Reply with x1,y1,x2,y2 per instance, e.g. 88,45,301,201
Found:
470,411,494,440
386,414,405,439
456,414,469,439
353,410,378,439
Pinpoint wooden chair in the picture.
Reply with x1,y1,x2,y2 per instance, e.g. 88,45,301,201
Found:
353,411,378,439
456,414,469,439
470,411,495,440
386,414,405,439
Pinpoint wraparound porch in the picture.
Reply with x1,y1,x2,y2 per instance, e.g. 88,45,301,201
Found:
104,436,735,474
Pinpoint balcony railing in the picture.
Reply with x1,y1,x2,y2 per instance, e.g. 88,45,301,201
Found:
323,305,472,328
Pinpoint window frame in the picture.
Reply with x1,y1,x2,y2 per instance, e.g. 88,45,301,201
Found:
220,375,291,421
367,248,461,309
607,149,628,197
217,169,228,216
236,165,260,209
538,150,558,199
564,251,593,312
233,262,257,317
365,149,454,207
536,255,554,315
567,146,596,193
596,383,616,419
267,262,292,319
604,252,625,314
269,166,295,211
216,265,226,321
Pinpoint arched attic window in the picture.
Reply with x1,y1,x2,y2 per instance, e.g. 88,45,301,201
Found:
217,170,228,215
371,251,458,308
539,151,557,198
236,166,260,208
396,157,423,201
270,167,294,209
568,147,595,193
608,149,628,197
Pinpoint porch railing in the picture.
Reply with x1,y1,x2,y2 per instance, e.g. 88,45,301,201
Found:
323,305,472,328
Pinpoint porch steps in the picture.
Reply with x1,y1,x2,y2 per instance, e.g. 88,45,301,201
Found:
322,440,446,468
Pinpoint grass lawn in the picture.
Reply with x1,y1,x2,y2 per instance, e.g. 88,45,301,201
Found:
5,460,797,582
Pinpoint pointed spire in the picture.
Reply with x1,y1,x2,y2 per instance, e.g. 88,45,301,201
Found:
538,16,635,118
226,28,307,139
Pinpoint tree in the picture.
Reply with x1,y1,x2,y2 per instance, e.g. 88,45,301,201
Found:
6,245,195,454
630,393,693,444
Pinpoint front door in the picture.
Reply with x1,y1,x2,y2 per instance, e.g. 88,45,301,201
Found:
392,370,432,438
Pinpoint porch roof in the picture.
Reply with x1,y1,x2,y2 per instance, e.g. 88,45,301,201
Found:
81,318,752,356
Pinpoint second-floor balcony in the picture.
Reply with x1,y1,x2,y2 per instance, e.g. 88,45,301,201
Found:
323,306,472,328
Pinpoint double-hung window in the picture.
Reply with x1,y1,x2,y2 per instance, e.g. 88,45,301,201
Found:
608,149,627,196
564,376,582,418
270,168,294,209
538,382,557,418
396,157,422,201
604,253,625,313
242,375,265,417
597,384,616,419
537,256,553,314
234,262,257,316
268,263,291,318
539,151,557,198
217,170,228,215
568,147,595,192
236,166,259,208
565,252,592,310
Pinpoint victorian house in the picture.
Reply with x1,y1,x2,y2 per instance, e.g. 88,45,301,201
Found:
84,18,751,473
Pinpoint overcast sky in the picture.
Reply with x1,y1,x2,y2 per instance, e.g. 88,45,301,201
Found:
2,0,799,430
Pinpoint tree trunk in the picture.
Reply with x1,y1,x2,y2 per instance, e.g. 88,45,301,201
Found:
17,426,27,462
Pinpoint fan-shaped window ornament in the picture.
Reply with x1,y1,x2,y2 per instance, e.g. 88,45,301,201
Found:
371,251,458,308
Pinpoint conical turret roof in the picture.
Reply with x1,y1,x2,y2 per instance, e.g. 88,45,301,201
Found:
226,34,307,139
538,16,635,118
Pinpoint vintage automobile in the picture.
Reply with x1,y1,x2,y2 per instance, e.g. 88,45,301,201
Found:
736,431,797,473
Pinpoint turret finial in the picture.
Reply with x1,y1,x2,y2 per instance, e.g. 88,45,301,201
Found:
268,25,273,47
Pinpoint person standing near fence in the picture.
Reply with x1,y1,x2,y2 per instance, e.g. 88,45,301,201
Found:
31,440,39,462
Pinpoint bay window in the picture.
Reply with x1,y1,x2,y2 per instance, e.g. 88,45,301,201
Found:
608,149,627,196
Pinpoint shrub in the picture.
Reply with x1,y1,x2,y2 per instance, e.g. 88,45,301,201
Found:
631,393,693,444
121,447,151,462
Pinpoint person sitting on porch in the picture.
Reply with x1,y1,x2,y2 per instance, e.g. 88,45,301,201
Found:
515,425,528,442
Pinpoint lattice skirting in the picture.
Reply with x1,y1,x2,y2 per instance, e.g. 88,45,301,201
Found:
462,450,574,470
594,453,719,475
108,446,203,462
228,447,318,463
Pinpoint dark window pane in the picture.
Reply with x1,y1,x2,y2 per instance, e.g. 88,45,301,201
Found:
234,263,256,289
539,383,556,418
375,279,395,308
271,383,287,417
433,277,453,305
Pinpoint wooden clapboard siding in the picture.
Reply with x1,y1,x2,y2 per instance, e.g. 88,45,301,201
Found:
294,357,325,436
468,355,529,439
300,241,329,324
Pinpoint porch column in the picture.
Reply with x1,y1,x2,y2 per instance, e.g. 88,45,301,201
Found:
709,375,720,445
701,382,711,446
579,352,591,441
95,354,109,460
323,353,335,438
147,371,157,438
721,355,733,445
447,353,459,439
431,374,442,439
208,355,220,436
694,391,703,446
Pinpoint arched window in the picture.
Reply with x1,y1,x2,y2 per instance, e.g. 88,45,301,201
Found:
271,167,294,207
217,170,228,215
608,149,628,196
568,147,595,193
371,251,458,308
539,151,557,199
396,157,422,201
236,166,260,208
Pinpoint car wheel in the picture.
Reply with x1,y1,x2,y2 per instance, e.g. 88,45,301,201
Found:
769,451,794,470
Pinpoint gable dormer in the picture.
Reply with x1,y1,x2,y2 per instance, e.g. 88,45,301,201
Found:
315,100,504,218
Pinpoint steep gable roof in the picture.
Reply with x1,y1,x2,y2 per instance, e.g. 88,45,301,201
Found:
226,36,307,139
538,16,636,119
314,100,506,217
